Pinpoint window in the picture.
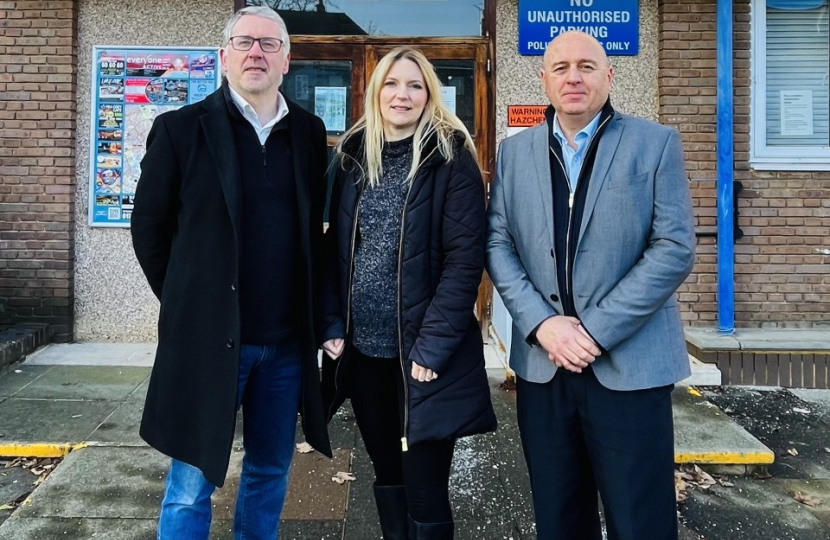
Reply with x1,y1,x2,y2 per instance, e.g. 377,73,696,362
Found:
752,0,830,169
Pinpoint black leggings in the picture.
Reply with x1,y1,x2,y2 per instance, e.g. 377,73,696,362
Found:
347,347,456,523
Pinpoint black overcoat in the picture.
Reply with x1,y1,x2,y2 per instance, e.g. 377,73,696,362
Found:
321,131,497,446
131,87,332,487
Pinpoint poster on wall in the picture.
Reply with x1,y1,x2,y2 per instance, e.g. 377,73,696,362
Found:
88,46,221,227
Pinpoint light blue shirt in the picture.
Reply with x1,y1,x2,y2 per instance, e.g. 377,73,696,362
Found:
552,111,602,193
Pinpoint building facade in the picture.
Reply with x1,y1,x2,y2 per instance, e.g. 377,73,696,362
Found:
0,0,827,342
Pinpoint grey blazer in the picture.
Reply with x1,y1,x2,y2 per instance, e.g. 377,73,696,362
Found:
486,112,696,391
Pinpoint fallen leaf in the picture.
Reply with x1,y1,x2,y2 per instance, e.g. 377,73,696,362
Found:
687,387,702,397
689,465,716,488
295,442,314,454
825,447,830,454
674,473,688,503
331,471,356,484
717,478,735,488
792,491,822,507
0,504,14,511
787,448,799,457
793,407,810,414
752,471,773,480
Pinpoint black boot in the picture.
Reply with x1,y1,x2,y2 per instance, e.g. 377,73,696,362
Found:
407,516,454,540
373,484,409,540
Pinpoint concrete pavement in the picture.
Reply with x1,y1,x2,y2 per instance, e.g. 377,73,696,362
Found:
0,343,777,539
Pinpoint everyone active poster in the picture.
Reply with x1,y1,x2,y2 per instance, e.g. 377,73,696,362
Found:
88,47,221,227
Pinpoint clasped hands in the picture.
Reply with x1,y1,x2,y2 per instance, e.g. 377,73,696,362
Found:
535,316,601,373
321,338,438,382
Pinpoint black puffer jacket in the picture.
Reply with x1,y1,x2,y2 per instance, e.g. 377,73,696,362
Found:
321,129,497,447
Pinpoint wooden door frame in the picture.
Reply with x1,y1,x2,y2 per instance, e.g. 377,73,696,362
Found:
232,0,498,334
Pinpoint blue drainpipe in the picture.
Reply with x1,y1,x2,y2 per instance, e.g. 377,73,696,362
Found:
717,0,735,334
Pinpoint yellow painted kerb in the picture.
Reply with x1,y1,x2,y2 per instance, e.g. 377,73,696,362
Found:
0,442,87,458
674,450,775,465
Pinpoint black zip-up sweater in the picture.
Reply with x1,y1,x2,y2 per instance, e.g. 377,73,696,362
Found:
546,100,615,319
224,84,299,344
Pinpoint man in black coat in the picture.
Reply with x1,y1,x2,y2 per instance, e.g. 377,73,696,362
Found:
130,7,332,540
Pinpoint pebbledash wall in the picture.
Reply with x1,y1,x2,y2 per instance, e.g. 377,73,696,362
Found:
0,0,826,341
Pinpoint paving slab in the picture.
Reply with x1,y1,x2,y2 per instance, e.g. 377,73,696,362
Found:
673,386,774,466
14,366,149,401
282,449,351,520
0,463,38,506
25,344,157,367
88,399,147,447
344,437,379,527
0,517,157,540
681,476,830,540
483,385,535,536
126,377,150,404
320,402,358,451
211,446,352,522
0,366,51,398
0,399,119,446
279,520,343,539
14,447,165,520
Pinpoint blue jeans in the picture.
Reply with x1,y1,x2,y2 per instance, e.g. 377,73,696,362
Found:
157,342,302,540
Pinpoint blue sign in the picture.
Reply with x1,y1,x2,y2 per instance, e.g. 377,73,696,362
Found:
518,0,639,56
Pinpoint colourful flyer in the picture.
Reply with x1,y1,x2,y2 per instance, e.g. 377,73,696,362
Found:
89,46,221,227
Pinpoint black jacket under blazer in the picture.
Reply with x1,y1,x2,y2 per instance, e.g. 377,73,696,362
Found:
321,130,497,446
131,87,332,487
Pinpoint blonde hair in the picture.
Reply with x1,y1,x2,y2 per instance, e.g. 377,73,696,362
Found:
336,47,477,187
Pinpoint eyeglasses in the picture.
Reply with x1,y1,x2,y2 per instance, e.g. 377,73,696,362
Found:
227,36,284,53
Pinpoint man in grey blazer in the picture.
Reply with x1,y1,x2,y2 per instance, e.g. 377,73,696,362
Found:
486,31,695,540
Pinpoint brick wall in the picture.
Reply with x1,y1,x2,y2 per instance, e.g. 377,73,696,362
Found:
658,0,830,327
0,1,77,341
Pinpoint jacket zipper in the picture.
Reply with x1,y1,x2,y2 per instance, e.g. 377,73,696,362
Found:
550,115,612,304
328,166,364,420
397,178,416,452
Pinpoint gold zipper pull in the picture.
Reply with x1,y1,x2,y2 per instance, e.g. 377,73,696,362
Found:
401,437,409,452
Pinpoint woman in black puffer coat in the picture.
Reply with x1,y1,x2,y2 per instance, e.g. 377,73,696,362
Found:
318,47,496,540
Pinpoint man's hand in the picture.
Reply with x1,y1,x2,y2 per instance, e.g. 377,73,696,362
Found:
322,338,344,359
411,362,438,382
535,316,601,373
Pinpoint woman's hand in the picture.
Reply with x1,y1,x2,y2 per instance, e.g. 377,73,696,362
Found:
411,362,438,382
322,338,345,359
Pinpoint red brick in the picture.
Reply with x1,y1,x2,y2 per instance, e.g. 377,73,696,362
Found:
0,0,77,341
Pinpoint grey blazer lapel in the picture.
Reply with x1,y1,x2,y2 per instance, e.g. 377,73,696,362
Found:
579,115,624,242
529,123,554,245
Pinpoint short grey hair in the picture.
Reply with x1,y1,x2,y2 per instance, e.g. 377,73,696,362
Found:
221,6,291,55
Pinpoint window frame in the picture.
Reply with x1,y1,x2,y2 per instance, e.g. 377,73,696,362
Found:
751,0,830,170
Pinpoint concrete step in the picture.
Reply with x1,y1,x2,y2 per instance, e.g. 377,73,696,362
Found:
673,385,774,472
679,353,722,386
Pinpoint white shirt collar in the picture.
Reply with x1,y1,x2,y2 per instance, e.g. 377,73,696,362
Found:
228,85,289,130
